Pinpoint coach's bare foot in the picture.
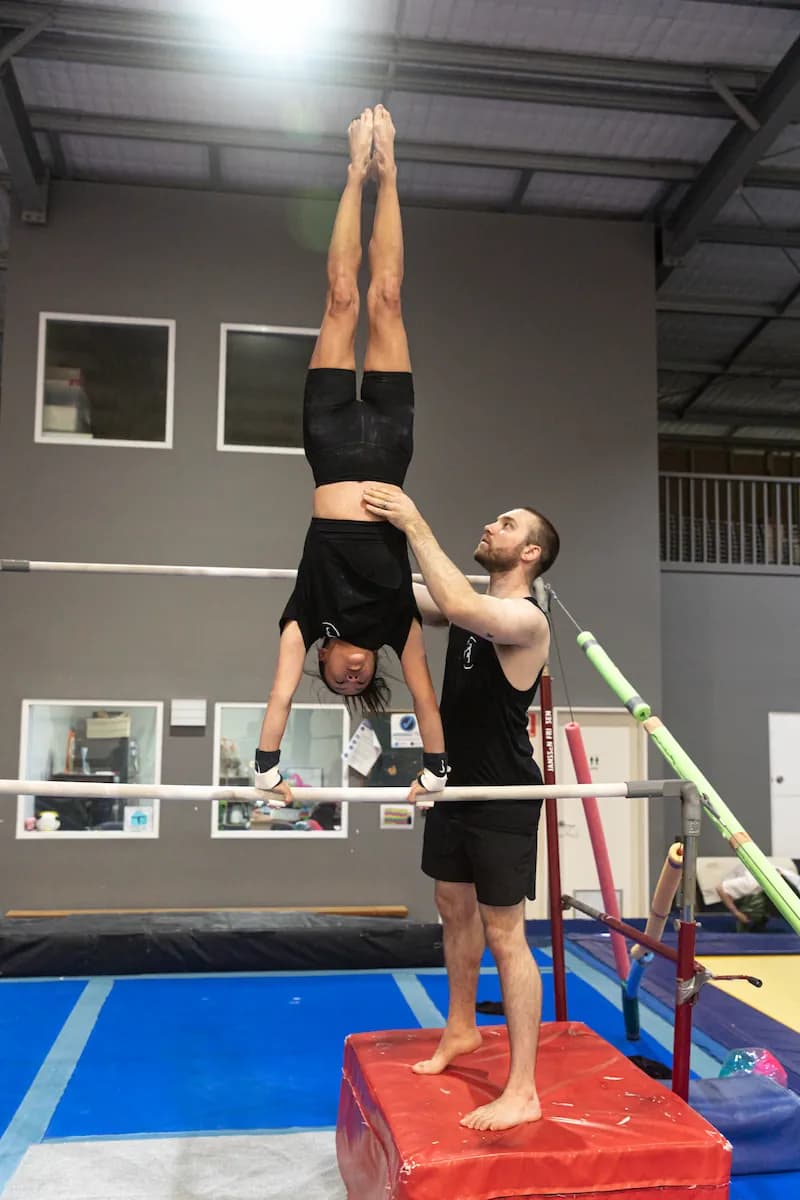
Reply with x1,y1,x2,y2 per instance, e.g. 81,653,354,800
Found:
371,103,397,180
412,1027,482,1075
460,1090,542,1131
348,107,373,178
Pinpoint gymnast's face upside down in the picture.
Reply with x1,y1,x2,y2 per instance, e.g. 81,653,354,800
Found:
318,639,377,697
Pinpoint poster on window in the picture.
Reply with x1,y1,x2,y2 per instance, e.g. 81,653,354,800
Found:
124,805,154,833
390,713,422,749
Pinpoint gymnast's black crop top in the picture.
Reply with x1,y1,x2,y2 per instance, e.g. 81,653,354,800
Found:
279,518,421,656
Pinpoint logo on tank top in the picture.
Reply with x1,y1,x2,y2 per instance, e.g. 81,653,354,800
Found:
322,621,341,639
463,635,477,670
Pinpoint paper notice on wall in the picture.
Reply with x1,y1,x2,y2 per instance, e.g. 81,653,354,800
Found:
380,804,415,830
342,720,382,777
390,713,422,748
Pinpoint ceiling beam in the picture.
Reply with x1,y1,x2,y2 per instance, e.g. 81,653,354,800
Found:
676,276,800,416
0,9,51,65
700,225,800,249
207,143,222,189
658,431,800,452
661,32,800,268
507,169,534,213
5,0,796,26
660,408,800,430
0,3,764,86
10,32,750,119
679,0,800,9
0,62,47,220
26,108,800,190
706,71,760,130
657,296,800,318
46,128,68,179
660,359,800,380
27,108,704,180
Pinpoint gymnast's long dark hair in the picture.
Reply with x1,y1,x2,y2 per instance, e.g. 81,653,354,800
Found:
317,643,391,716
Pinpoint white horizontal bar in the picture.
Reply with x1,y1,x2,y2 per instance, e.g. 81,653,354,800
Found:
0,780,658,803
0,560,489,585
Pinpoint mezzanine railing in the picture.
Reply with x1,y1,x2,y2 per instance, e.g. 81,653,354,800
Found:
660,472,800,569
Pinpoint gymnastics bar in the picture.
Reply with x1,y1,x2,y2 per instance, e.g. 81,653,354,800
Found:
546,586,800,934
574,625,800,935
0,780,672,803
540,668,568,1021
0,559,489,586
565,779,704,1102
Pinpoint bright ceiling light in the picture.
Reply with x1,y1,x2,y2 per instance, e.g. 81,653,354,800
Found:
209,0,333,56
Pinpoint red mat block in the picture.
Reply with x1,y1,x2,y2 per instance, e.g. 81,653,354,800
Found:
336,1021,731,1200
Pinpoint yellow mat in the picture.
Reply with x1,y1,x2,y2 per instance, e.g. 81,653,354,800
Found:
705,954,800,1032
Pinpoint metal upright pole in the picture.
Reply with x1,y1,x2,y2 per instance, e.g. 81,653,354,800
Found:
672,781,702,1102
540,669,568,1020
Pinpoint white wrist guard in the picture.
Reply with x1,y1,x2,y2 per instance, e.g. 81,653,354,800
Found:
418,767,448,793
254,765,282,791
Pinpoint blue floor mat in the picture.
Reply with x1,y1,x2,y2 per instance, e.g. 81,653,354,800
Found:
1,967,796,1200
0,981,85,1132
45,973,420,1138
731,1173,800,1200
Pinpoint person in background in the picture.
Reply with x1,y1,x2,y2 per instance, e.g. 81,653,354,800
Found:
717,860,800,931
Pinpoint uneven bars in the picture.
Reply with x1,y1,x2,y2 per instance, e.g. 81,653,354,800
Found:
0,780,671,803
0,559,490,585
549,587,800,936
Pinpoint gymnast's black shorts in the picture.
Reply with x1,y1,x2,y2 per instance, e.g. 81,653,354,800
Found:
303,368,414,487
421,799,543,908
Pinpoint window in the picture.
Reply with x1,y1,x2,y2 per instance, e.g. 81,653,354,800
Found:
217,324,317,453
212,703,348,837
17,700,163,839
35,313,175,447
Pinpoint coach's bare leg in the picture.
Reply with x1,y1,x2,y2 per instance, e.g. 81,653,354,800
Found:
460,901,542,1130
413,882,484,1074
309,107,373,371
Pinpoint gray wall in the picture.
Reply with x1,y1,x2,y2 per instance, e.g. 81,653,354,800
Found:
0,180,660,916
661,569,796,857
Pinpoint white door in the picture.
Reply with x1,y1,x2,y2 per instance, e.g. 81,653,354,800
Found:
769,712,800,855
526,708,649,919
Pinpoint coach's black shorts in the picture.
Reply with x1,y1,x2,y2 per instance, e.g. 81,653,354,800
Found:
421,800,543,907
303,368,414,487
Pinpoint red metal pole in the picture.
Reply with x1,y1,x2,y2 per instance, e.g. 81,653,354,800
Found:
672,918,697,1102
564,895,706,973
540,669,568,1020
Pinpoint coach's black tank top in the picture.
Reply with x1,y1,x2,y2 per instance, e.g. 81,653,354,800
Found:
440,597,545,791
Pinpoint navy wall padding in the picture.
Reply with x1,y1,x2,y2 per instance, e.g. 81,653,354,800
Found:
690,1075,800,1176
0,913,444,976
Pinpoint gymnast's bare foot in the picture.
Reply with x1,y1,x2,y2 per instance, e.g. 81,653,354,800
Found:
412,1026,483,1075
348,107,373,179
371,103,397,181
460,1089,542,1131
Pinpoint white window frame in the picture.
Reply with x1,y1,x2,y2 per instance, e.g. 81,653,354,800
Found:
211,702,350,839
35,312,176,449
216,322,318,455
17,699,164,840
